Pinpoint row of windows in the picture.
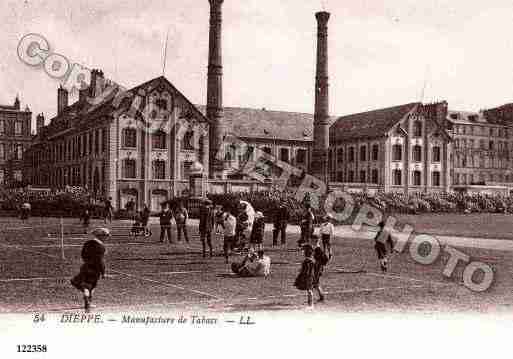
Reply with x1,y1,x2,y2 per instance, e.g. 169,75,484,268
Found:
455,138,509,151
455,154,510,169
121,159,195,180
390,170,441,186
453,124,509,138
41,128,107,165
334,169,380,184
334,144,380,163
122,128,195,151
391,145,441,162
227,145,307,165
0,143,24,160
454,172,511,185
0,119,25,136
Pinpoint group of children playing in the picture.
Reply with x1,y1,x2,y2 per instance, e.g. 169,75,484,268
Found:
71,200,396,311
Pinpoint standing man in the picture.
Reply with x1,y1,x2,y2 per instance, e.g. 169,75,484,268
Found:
198,199,215,258
223,211,237,264
272,203,289,247
70,227,109,312
125,198,135,220
103,197,113,223
299,204,315,247
174,201,189,243
141,204,151,235
158,202,173,243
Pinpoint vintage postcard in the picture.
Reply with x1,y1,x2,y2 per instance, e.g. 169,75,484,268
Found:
0,1,512,358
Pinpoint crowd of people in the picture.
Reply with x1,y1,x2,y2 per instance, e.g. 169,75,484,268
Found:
69,195,399,312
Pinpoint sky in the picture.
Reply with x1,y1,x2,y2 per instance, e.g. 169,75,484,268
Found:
2,0,513,130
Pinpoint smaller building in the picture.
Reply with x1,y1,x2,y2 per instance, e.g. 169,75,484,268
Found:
0,96,32,187
328,102,452,193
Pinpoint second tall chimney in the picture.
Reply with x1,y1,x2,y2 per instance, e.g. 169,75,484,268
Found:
57,85,69,115
311,11,330,183
207,0,226,179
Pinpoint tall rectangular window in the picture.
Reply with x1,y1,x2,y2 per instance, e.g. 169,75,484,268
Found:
336,148,343,163
0,120,4,134
393,169,402,185
360,170,366,183
348,170,354,182
360,146,367,162
432,171,441,186
392,144,402,161
280,148,289,163
94,129,99,154
123,128,137,148
413,170,421,185
153,160,165,179
432,146,441,162
348,147,355,162
296,149,306,164
15,121,22,135
152,130,167,149
412,145,422,162
371,169,379,184
372,144,379,161
102,128,107,152
123,159,136,178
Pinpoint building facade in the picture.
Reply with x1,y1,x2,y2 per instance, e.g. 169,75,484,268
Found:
26,75,210,211
328,102,452,193
448,109,513,186
0,97,32,187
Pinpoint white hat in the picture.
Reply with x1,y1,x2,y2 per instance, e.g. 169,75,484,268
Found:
91,227,110,238
255,211,264,218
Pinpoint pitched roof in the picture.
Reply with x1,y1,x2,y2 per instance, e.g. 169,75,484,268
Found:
197,106,326,141
482,103,513,127
330,102,420,142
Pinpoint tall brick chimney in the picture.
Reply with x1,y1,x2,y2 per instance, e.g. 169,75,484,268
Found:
311,11,330,183
207,0,226,179
36,113,45,134
57,85,69,115
89,69,105,98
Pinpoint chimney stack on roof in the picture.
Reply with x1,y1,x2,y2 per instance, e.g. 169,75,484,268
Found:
57,85,69,115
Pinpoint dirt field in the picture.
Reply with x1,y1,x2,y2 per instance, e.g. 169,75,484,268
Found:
0,216,511,314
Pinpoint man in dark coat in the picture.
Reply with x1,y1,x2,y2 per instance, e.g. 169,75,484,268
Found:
272,203,289,247
158,202,173,243
71,227,109,312
198,199,215,257
174,201,189,243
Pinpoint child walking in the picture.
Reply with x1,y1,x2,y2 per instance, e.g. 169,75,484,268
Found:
70,227,109,312
294,244,315,308
374,221,395,273
249,211,265,251
312,235,329,303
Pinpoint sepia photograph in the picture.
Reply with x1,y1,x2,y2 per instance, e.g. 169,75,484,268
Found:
0,1,512,358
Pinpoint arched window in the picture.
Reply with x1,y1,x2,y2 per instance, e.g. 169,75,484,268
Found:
123,128,137,148
413,121,422,137
152,130,167,149
392,144,402,161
